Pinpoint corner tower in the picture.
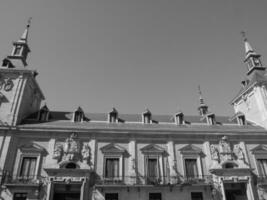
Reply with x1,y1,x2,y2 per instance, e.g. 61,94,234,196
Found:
231,33,267,128
0,19,44,125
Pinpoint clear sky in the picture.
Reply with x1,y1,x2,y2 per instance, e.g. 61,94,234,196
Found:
1,0,267,116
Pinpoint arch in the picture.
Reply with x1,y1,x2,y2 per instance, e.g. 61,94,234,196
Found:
59,161,80,169
221,161,238,169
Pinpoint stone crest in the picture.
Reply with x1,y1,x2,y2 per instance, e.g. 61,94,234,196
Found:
52,133,92,167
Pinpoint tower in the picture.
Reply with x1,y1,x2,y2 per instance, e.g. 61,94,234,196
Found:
198,85,208,116
231,33,267,128
0,19,44,125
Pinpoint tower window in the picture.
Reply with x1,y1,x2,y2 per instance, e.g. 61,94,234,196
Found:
206,114,215,125
14,45,22,56
237,115,246,126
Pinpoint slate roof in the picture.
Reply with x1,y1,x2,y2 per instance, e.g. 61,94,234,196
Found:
20,110,266,132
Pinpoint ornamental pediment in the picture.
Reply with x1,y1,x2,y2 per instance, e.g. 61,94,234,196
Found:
100,143,126,154
251,144,267,154
179,144,202,155
140,144,165,154
19,143,47,154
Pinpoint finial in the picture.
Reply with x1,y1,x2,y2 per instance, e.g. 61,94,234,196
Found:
241,31,247,41
198,85,202,98
27,17,32,28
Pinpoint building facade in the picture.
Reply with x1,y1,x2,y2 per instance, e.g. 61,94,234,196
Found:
1,22,267,200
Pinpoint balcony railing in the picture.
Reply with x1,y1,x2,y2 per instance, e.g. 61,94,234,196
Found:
257,176,267,185
3,174,44,185
96,175,212,186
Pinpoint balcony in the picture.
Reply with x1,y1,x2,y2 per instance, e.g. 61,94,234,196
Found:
3,174,44,187
95,175,212,186
257,176,267,186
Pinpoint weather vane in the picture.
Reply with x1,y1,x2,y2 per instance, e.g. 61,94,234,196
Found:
241,31,247,41
27,17,32,28
198,85,202,96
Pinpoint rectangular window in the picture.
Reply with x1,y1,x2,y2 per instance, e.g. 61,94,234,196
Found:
257,159,267,177
105,158,119,178
19,157,37,179
149,193,162,200
105,193,118,200
14,46,22,56
191,192,203,200
146,158,159,184
185,159,198,179
13,193,27,200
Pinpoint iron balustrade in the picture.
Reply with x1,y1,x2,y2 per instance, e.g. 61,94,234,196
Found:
3,174,44,185
96,175,212,186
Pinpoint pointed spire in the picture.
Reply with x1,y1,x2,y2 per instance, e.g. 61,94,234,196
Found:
197,85,208,116
20,17,32,43
241,31,254,54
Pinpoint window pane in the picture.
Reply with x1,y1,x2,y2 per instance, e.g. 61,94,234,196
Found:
257,159,267,176
149,193,161,200
185,159,198,178
20,157,37,178
105,193,118,200
191,192,203,200
14,193,27,200
105,158,119,178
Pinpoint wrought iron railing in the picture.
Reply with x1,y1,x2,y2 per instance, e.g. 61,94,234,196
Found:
257,175,267,185
96,175,212,186
3,174,44,185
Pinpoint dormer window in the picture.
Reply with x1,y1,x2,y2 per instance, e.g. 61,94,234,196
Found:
174,112,184,125
142,109,151,124
237,115,246,126
73,107,84,122
109,108,118,123
206,114,215,125
38,105,49,121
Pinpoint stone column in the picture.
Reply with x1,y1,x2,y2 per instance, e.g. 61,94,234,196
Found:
45,138,56,168
128,140,137,184
46,180,54,200
167,141,177,184
80,178,86,200
89,139,96,170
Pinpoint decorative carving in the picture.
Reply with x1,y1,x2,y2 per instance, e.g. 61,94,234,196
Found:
81,143,91,164
4,78,14,91
62,133,80,161
219,136,233,161
52,144,63,161
210,145,219,161
233,144,245,160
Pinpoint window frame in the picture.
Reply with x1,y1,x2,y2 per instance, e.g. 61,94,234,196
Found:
179,145,203,180
251,145,267,177
105,193,119,200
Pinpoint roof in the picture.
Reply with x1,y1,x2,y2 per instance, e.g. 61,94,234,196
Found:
19,111,266,132
231,70,267,103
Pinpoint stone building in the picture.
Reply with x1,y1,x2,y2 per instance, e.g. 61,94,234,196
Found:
1,21,267,200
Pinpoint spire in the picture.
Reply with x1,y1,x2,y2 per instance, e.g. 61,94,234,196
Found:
241,31,265,75
2,18,32,68
20,17,32,43
198,85,208,116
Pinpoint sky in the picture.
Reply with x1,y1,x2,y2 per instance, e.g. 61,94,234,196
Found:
1,0,267,116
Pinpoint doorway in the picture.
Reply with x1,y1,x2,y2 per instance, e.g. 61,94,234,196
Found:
224,182,248,200
53,183,81,200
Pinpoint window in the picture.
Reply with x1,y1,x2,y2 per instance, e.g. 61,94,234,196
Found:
174,112,184,125
19,157,37,179
191,192,203,200
105,158,120,178
14,45,22,56
146,158,159,184
185,159,198,179
13,193,27,200
73,107,84,122
149,193,161,200
237,115,246,125
142,109,151,124
207,115,215,125
257,159,267,177
109,108,118,123
105,193,118,200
